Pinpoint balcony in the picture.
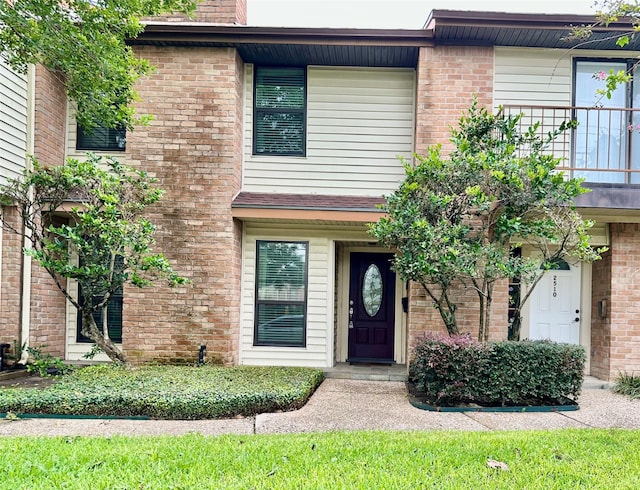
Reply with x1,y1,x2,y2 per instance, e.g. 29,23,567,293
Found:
503,105,640,185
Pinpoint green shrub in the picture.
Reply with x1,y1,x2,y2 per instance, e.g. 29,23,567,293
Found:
409,334,585,406
613,372,640,399
0,365,324,419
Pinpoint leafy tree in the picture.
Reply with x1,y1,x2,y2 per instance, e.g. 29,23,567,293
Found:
0,0,195,130
569,1,640,98
0,155,188,364
370,100,603,342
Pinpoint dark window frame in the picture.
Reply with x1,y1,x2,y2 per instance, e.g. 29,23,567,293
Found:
252,65,307,157
253,240,309,348
76,124,127,152
76,255,124,344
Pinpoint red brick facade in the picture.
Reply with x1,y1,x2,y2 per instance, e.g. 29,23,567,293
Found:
0,207,23,356
408,44,508,354
124,46,244,365
156,0,247,25
591,249,612,379
28,66,69,358
591,225,640,380
415,45,494,156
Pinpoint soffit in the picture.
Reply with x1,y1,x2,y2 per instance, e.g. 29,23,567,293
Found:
132,23,429,67
427,10,640,51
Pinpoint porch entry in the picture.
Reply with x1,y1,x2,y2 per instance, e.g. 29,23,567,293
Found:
529,259,581,344
347,252,396,363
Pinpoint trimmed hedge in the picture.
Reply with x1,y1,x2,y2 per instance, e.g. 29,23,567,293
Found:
409,334,585,407
0,365,324,419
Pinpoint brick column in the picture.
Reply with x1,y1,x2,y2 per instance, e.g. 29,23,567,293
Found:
28,65,69,358
408,44,507,357
125,46,244,365
0,207,23,355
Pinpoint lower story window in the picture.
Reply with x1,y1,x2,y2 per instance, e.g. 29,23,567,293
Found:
76,285,123,343
254,241,308,347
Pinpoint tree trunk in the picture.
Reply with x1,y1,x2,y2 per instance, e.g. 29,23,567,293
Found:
421,283,459,335
81,311,129,365
477,290,486,342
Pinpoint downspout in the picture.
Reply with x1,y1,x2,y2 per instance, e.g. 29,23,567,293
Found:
19,64,36,364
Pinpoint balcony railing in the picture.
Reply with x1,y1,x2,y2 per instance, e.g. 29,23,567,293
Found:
502,105,640,185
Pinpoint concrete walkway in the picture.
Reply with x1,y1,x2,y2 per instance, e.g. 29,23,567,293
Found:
0,378,638,437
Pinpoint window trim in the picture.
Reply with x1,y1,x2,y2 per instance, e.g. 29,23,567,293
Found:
252,65,307,157
253,240,309,348
76,123,127,152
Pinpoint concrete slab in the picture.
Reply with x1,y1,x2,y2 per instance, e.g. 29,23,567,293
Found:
0,417,255,437
465,411,587,431
256,379,488,433
561,389,640,429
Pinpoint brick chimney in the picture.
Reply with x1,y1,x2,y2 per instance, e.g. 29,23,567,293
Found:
159,0,247,24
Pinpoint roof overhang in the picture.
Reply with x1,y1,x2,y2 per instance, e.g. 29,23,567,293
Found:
231,192,386,222
425,9,640,50
132,23,433,67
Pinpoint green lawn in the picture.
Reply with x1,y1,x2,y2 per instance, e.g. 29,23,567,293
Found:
0,365,324,419
0,430,638,488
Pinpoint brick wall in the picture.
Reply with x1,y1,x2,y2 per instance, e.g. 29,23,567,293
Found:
28,66,68,358
156,0,247,24
415,45,494,156
408,44,506,356
0,207,23,355
605,224,640,379
124,46,244,365
591,249,612,380
33,65,66,167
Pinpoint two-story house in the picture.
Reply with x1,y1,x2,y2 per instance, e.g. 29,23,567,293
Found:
3,2,639,380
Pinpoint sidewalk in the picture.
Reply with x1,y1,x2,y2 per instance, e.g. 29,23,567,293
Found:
1,378,638,437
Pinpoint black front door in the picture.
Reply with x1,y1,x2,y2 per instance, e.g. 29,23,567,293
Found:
347,252,395,363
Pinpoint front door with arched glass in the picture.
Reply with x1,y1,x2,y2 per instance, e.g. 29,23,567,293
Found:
347,252,395,363
529,259,581,344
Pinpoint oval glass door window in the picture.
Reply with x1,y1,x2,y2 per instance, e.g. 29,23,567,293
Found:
362,264,383,317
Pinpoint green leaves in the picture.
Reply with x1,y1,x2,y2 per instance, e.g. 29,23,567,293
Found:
0,154,188,363
0,365,324,419
371,98,600,340
0,0,196,129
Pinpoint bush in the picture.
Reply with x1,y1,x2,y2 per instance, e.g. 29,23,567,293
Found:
409,334,585,406
0,365,324,419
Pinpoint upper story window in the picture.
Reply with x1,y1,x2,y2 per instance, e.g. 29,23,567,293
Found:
573,59,640,184
253,66,306,156
77,124,126,152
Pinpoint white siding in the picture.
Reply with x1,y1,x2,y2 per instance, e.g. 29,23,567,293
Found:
494,47,572,107
243,65,415,196
241,227,335,367
0,60,28,185
494,46,640,108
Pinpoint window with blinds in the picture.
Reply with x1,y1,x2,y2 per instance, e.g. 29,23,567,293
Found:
77,124,126,152
253,66,306,156
254,241,308,347
76,255,124,343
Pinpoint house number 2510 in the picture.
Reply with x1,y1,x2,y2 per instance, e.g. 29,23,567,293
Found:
552,275,557,298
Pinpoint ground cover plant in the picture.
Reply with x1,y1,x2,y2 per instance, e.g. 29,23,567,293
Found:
0,430,638,488
614,372,640,399
0,365,323,419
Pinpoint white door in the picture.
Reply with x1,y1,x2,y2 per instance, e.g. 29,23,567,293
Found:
529,260,581,344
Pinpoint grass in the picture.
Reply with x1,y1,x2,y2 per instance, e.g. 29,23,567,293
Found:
0,364,324,419
0,430,639,488
614,372,640,399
